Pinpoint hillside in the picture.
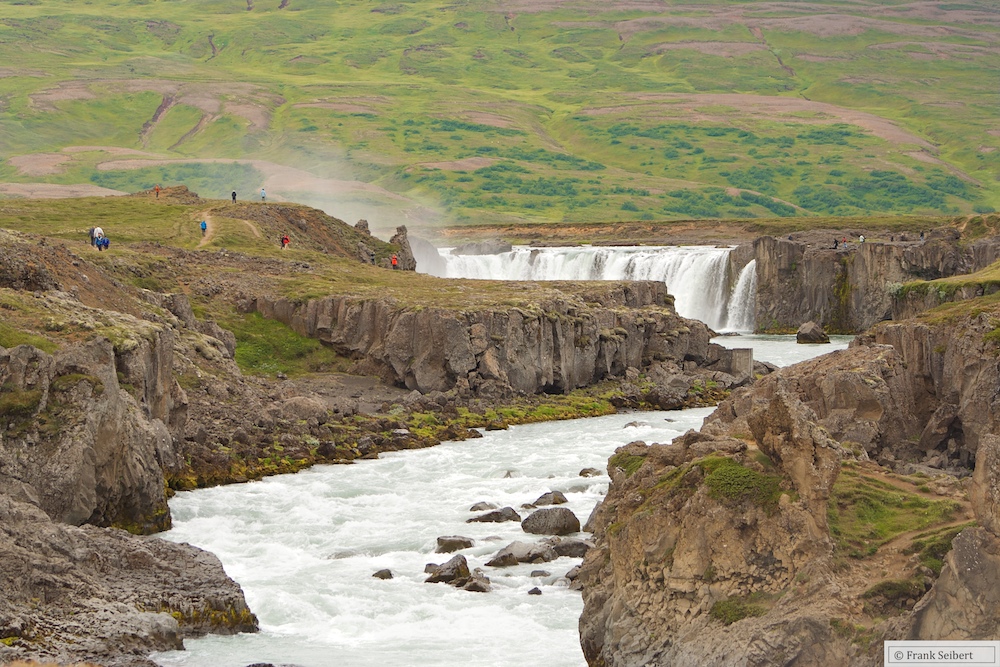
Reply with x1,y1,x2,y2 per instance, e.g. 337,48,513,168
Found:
0,0,998,232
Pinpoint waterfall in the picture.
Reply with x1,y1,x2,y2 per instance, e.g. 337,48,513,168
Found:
725,260,757,332
420,246,756,331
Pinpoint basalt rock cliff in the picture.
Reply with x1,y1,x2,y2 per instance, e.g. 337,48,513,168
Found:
750,230,1000,333
253,281,746,398
579,305,1000,666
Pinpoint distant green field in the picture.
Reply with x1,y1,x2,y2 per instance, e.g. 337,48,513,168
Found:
1,0,998,227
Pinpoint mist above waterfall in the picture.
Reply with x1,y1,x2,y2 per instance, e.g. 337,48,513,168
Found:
417,245,755,332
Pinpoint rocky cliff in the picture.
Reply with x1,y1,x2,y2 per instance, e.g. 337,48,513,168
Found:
254,281,725,397
752,231,1000,333
579,303,1000,666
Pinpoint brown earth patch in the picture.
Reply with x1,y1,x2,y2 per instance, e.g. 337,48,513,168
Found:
989,130,1000,138
29,80,281,131
557,10,993,42
0,183,127,198
980,146,996,154
62,146,161,157
582,93,935,149
295,102,378,114
795,54,850,62
500,0,667,13
7,153,71,177
648,41,766,57
419,157,495,171
463,112,514,128
0,68,46,78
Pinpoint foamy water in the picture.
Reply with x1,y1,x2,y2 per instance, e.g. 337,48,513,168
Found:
153,337,839,667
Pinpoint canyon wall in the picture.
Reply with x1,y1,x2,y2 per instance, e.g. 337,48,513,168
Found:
579,310,1000,666
752,232,1000,333
254,281,726,397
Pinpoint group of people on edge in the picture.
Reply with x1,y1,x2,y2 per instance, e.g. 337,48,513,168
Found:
88,226,110,251
229,188,267,202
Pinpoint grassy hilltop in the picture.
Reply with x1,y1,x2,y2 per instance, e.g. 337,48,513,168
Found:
0,0,998,232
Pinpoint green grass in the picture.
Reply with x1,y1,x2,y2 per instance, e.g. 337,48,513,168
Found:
220,311,347,378
828,466,961,559
0,0,997,228
709,596,768,625
699,455,784,513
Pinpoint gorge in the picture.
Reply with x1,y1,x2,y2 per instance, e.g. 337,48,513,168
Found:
3,195,1000,667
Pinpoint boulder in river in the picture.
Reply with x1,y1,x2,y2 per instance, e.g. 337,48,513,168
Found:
467,506,521,523
372,569,393,580
533,491,568,506
469,501,498,512
579,468,601,478
543,536,593,558
486,541,557,567
521,507,581,535
462,568,492,593
796,321,830,344
436,535,475,553
425,555,470,584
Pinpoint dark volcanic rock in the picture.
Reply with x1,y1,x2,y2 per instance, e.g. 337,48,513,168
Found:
425,555,471,584
372,569,393,580
436,535,474,553
533,490,568,506
796,320,830,344
467,506,521,523
521,507,580,536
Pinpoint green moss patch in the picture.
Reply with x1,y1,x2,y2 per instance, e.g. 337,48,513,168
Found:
710,596,767,625
609,451,646,477
828,466,960,559
904,522,975,575
221,311,348,378
699,456,783,514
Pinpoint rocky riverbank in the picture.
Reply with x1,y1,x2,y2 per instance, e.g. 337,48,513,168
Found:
578,301,1000,666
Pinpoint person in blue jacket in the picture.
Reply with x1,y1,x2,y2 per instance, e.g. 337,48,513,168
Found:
200,220,207,237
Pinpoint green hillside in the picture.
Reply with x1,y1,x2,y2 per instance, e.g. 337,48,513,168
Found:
1,0,998,231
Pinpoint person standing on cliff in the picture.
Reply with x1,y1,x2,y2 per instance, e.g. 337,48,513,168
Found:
261,188,266,202
232,190,237,203
154,184,160,199
391,254,398,269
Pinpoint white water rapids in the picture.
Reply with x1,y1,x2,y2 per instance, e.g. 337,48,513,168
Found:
418,246,757,332
153,337,849,667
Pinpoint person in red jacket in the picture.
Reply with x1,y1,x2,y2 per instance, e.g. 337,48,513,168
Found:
281,234,290,249
391,254,398,269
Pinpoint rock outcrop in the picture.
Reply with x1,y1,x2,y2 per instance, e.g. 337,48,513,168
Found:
580,304,1000,666
388,225,417,271
752,232,1000,333
254,281,727,397
0,333,181,533
0,496,256,666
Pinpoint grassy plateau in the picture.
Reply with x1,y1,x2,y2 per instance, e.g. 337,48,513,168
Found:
0,0,997,235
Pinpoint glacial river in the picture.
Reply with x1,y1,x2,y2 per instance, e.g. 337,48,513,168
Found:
153,335,849,667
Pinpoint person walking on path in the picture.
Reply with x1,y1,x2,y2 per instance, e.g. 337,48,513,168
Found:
154,184,161,199
391,254,398,269
232,191,237,203
88,227,96,247
200,220,207,237
281,234,290,249
261,188,266,202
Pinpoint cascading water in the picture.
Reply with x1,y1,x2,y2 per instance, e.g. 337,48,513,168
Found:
418,246,755,332
725,260,757,332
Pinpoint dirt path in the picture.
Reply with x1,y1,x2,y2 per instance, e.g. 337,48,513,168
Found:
196,214,216,247
196,212,262,248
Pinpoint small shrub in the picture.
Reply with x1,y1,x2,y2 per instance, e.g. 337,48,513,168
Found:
710,597,766,625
